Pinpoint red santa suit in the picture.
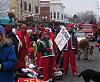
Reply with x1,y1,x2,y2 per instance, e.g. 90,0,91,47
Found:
63,32,78,75
16,25,31,69
49,29,57,68
37,31,55,81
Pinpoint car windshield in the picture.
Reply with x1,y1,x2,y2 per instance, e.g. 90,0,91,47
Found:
76,32,86,37
82,25,93,29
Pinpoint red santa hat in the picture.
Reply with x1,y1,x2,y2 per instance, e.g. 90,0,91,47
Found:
21,24,27,29
4,25,12,33
43,29,49,33
28,47,34,53
67,24,74,29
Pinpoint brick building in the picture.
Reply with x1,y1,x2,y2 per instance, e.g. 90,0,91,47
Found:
39,0,50,21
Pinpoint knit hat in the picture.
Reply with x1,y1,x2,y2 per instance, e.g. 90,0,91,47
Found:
4,25,12,34
43,29,49,33
0,25,5,34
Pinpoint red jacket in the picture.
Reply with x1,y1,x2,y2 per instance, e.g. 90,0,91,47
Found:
16,30,31,69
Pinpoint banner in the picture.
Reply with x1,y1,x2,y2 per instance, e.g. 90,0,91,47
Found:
60,25,71,41
54,25,70,51
18,78,44,82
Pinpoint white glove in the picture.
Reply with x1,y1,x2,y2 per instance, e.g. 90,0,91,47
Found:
29,64,35,69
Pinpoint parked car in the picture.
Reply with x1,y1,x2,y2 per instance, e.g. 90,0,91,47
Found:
75,31,86,42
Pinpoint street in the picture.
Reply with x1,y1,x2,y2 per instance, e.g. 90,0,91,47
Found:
56,41,100,82
0,0,100,82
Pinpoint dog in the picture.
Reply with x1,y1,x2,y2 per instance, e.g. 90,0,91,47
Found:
77,69,100,82
77,45,94,61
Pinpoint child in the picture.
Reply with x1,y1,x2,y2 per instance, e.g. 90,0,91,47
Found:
25,47,35,68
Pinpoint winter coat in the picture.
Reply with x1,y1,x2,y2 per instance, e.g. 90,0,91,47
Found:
97,37,100,43
64,33,78,50
37,39,54,57
17,30,31,49
0,43,17,82
95,29,100,39
6,32,19,55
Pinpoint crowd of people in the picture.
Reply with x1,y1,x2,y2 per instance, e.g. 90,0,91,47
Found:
1,21,98,82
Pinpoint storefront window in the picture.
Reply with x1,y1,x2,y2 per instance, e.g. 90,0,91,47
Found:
54,12,56,19
57,12,59,19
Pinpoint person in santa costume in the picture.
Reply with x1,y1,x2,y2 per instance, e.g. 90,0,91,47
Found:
15,24,31,71
62,24,78,76
37,29,55,81
49,28,57,69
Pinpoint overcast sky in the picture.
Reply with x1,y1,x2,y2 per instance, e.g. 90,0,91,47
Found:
61,0,99,16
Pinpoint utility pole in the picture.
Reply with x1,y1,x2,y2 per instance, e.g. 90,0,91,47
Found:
20,0,23,19
96,0,100,22
97,0,100,16
99,0,100,16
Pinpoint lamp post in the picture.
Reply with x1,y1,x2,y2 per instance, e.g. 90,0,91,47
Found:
20,0,23,19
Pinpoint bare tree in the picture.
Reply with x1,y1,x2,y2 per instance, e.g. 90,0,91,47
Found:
0,0,8,16
76,12,84,22
76,11,96,23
